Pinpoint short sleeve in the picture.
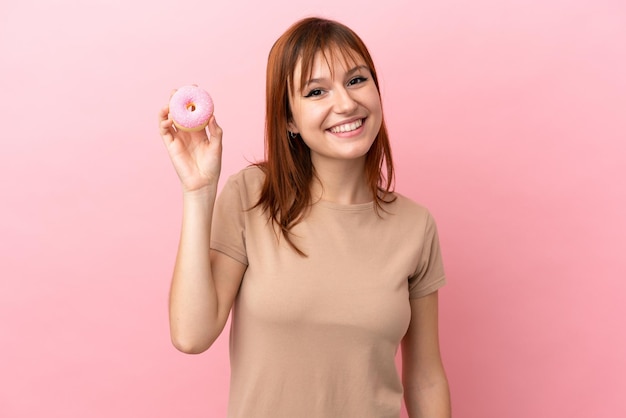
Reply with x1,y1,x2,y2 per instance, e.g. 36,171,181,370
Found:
408,212,446,298
210,175,249,265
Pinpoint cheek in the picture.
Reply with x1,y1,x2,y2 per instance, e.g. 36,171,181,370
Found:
368,98,383,126
297,105,327,131
365,88,382,115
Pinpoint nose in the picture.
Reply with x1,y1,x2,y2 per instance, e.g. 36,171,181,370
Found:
332,86,358,114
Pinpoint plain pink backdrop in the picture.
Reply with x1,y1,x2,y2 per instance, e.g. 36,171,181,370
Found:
1,0,625,417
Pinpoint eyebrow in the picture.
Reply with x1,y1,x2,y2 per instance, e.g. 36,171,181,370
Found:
303,64,369,88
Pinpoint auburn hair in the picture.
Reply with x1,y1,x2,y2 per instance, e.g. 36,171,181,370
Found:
254,17,395,255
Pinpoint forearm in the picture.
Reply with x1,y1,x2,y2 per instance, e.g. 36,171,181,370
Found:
404,377,451,418
169,186,221,353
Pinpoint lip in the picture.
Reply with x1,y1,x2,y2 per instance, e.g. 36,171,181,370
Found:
327,117,365,131
326,117,367,135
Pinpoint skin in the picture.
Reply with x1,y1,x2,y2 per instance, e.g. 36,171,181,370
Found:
288,53,382,204
403,293,452,417
158,102,245,354
159,51,450,416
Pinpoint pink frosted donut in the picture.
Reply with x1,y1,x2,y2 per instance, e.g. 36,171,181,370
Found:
169,85,214,132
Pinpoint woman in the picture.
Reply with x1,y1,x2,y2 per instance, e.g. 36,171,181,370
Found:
158,17,450,418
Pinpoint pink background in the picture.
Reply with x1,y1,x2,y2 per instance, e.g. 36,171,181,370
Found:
1,0,625,417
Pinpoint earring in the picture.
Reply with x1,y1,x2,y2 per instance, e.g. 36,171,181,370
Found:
288,131,298,139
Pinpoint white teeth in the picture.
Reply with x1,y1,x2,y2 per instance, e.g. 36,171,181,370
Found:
330,119,363,133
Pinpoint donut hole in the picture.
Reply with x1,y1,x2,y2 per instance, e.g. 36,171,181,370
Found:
186,103,196,112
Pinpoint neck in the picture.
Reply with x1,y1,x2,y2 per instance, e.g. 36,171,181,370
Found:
310,157,371,205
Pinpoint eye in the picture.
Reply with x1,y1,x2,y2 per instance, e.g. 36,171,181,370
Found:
348,76,368,86
304,88,324,98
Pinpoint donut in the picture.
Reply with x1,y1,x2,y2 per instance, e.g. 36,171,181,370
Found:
169,85,214,132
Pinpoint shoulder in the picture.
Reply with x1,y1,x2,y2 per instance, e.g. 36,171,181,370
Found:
225,165,266,188
214,165,267,213
386,192,434,224
221,165,266,200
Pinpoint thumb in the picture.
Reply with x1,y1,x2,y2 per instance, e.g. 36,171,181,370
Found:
207,115,223,145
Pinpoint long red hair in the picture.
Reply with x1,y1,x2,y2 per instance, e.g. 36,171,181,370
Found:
255,17,395,255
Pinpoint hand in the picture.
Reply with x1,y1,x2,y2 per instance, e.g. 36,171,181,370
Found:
158,97,223,194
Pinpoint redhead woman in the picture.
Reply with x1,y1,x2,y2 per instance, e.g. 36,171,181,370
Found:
158,17,451,418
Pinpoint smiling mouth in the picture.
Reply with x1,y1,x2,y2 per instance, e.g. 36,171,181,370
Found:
329,119,363,133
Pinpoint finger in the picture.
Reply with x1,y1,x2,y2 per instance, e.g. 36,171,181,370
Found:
207,115,223,146
158,105,170,121
158,106,175,144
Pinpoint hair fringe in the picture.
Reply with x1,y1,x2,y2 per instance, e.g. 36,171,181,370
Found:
254,17,396,256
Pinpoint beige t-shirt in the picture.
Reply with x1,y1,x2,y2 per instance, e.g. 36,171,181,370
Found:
211,166,446,418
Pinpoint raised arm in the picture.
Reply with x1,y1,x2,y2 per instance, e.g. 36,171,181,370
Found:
401,291,451,417
158,103,246,354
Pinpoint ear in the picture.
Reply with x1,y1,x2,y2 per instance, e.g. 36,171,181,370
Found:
287,120,299,134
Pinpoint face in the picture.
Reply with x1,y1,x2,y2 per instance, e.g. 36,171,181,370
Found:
287,50,383,167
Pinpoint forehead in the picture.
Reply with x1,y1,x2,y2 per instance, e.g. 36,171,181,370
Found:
293,47,366,86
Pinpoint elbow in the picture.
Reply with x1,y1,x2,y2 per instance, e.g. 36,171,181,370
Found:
168,312,225,354
171,339,209,354
170,332,217,355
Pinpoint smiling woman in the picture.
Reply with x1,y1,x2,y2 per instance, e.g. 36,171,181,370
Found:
287,56,382,175
2,0,625,417
158,17,450,418
259,19,395,253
